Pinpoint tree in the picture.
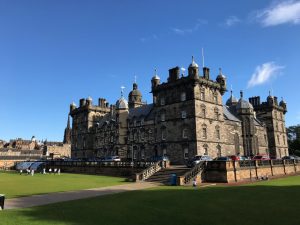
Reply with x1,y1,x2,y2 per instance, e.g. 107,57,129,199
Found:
287,124,300,156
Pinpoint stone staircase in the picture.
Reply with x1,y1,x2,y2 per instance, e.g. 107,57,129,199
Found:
145,165,190,184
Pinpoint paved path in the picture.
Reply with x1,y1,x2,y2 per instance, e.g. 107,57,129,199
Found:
4,182,159,210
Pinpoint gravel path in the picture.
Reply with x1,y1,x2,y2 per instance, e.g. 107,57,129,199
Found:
4,182,159,210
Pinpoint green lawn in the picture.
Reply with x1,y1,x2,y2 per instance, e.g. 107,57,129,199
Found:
1,175,300,225
0,171,126,198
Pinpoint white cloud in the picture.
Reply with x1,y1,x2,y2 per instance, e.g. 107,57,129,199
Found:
140,34,158,43
247,62,284,88
171,19,207,35
256,0,300,26
223,16,241,27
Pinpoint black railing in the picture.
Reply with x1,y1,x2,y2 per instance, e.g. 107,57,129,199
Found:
45,160,157,168
239,160,256,167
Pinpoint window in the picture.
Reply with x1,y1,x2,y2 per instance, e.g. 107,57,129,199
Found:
203,144,208,155
283,136,286,145
200,91,205,100
161,129,166,140
163,149,167,156
281,124,284,132
202,126,207,139
277,135,280,144
141,149,145,159
141,131,145,141
264,135,267,144
181,111,187,119
201,106,206,118
217,145,221,157
181,92,186,101
161,113,165,122
214,108,219,120
182,128,188,139
276,122,278,131
160,97,165,105
184,148,189,159
215,126,220,139
274,111,277,119
214,95,218,104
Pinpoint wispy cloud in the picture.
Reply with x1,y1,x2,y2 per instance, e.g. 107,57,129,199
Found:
222,16,241,27
140,34,158,43
247,62,284,88
171,19,207,35
255,0,300,26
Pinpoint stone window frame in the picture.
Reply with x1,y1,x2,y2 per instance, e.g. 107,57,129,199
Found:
161,112,165,122
215,125,220,139
163,148,167,156
214,107,219,120
202,124,207,139
181,92,186,102
161,127,167,141
160,97,165,106
200,88,205,101
184,147,189,159
182,128,188,139
203,144,208,155
181,110,187,119
201,104,206,118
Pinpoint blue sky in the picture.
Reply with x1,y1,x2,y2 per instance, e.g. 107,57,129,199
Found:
1,0,300,141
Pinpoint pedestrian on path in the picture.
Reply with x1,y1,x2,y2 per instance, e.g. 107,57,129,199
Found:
192,178,197,188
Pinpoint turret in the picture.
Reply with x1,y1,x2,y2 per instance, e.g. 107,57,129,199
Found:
226,90,238,107
128,82,143,109
279,97,287,114
216,68,227,95
86,96,93,107
188,56,199,79
70,102,76,112
151,69,160,89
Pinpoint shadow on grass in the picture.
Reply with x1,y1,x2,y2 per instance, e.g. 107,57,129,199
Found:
1,184,300,225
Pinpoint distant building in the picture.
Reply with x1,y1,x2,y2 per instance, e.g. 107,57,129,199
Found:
69,57,288,164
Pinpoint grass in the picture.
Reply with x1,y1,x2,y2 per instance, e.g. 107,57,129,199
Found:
0,171,126,198
1,175,300,225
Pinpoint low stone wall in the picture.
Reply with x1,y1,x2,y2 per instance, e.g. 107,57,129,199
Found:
47,164,142,178
204,160,300,183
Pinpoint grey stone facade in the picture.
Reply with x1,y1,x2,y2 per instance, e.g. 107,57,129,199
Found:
69,58,288,164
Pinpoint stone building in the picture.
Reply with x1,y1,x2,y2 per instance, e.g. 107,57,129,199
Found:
69,57,288,164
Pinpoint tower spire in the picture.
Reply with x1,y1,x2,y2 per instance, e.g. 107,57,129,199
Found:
121,86,125,97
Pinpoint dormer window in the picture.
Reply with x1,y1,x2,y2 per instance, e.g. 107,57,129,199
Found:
181,92,186,101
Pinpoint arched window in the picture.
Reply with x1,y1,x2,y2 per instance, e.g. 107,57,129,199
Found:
181,92,186,101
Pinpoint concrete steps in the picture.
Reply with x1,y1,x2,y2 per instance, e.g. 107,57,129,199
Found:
146,166,190,184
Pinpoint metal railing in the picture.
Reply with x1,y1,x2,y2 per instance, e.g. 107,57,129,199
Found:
46,160,157,168
181,161,205,185
238,160,256,168
135,160,163,181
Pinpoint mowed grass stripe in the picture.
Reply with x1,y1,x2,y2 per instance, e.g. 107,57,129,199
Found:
0,171,125,198
1,175,300,225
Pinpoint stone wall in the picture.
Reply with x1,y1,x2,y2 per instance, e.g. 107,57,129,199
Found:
203,160,300,183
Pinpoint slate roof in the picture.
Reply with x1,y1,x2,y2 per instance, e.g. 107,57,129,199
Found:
128,104,154,120
223,105,241,122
